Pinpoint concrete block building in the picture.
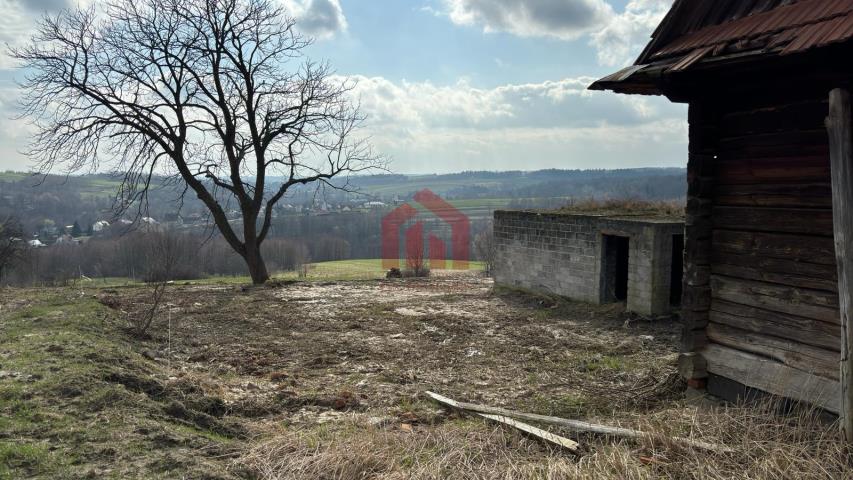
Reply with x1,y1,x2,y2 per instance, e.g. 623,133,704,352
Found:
493,210,684,316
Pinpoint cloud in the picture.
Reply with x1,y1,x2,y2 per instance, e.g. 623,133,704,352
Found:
283,0,348,40
342,75,686,172
18,0,75,12
590,0,671,66
437,0,673,66
346,75,676,129
0,0,93,69
442,0,612,40
0,1,37,69
0,82,35,171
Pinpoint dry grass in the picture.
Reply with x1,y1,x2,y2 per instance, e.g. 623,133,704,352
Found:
551,199,684,219
236,399,848,480
6,277,847,478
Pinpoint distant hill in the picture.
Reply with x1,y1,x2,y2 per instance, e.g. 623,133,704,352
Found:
0,167,686,237
292,167,686,201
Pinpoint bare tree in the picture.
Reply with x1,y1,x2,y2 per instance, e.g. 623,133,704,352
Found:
474,228,495,276
0,216,25,281
13,0,381,284
130,231,178,336
404,225,429,278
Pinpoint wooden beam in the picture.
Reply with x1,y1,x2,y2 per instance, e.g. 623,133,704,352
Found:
827,87,853,443
711,275,839,324
477,414,580,452
422,391,580,453
706,322,838,380
709,300,840,352
701,343,840,414
424,391,731,453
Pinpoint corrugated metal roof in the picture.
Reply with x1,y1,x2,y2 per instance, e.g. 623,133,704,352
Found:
653,0,853,59
591,0,853,95
635,0,802,64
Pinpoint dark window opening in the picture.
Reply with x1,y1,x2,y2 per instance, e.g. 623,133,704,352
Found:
602,235,630,302
670,234,684,306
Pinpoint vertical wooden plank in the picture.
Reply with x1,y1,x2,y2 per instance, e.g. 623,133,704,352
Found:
827,88,853,442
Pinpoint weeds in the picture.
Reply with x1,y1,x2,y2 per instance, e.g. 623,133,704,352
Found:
238,400,848,480
553,198,684,218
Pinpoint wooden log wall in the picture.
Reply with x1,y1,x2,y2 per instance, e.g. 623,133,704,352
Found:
679,103,717,386
690,92,842,413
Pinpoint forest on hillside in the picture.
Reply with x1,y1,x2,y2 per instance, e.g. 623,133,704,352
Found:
0,168,685,285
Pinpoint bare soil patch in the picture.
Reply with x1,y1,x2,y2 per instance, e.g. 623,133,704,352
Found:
119,273,683,424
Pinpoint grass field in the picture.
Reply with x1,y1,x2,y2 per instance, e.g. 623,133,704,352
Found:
0,171,33,182
68,259,486,287
2,274,845,479
280,259,485,281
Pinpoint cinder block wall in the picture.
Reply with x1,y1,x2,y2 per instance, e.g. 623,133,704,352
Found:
493,211,684,316
492,211,601,303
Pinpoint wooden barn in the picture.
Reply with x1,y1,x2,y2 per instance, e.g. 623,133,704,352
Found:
591,0,853,425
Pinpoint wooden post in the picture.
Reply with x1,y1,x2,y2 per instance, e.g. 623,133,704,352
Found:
827,88,853,442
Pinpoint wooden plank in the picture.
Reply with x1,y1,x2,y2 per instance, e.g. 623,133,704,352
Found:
716,90,828,117
424,392,580,452
710,299,840,351
713,183,832,208
717,129,830,154
712,230,836,265
713,206,834,236
711,275,839,324
701,343,840,414
706,322,838,380
827,87,853,442
719,100,828,137
710,253,838,292
714,156,830,185
478,414,580,452
423,391,730,453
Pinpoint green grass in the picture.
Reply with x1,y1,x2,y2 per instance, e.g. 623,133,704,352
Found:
447,198,513,209
85,259,487,286
0,171,34,182
0,290,238,478
279,259,485,281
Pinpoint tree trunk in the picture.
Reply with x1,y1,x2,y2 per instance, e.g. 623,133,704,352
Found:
244,243,270,284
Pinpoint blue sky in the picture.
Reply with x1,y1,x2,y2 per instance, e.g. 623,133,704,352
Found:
0,0,686,174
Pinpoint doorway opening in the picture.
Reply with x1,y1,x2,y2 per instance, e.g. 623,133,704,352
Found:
602,235,630,302
670,234,684,306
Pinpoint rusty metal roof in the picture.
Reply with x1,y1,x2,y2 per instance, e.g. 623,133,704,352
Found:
652,0,853,59
591,0,853,94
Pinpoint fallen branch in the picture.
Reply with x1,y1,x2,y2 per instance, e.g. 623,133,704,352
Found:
425,391,731,454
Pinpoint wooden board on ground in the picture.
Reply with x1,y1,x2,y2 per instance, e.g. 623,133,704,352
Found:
477,414,580,452
424,391,730,453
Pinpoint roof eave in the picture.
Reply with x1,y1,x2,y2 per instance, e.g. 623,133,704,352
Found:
587,63,669,96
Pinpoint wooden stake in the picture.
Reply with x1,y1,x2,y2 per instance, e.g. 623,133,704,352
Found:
425,391,730,453
827,88,853,443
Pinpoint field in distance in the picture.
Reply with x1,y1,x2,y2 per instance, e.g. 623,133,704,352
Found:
76,259,486,287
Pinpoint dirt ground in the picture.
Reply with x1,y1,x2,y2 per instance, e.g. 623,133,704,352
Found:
2,272,845,479
129,271,683,422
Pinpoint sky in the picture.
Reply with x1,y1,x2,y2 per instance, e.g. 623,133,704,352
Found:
0,0,687,174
